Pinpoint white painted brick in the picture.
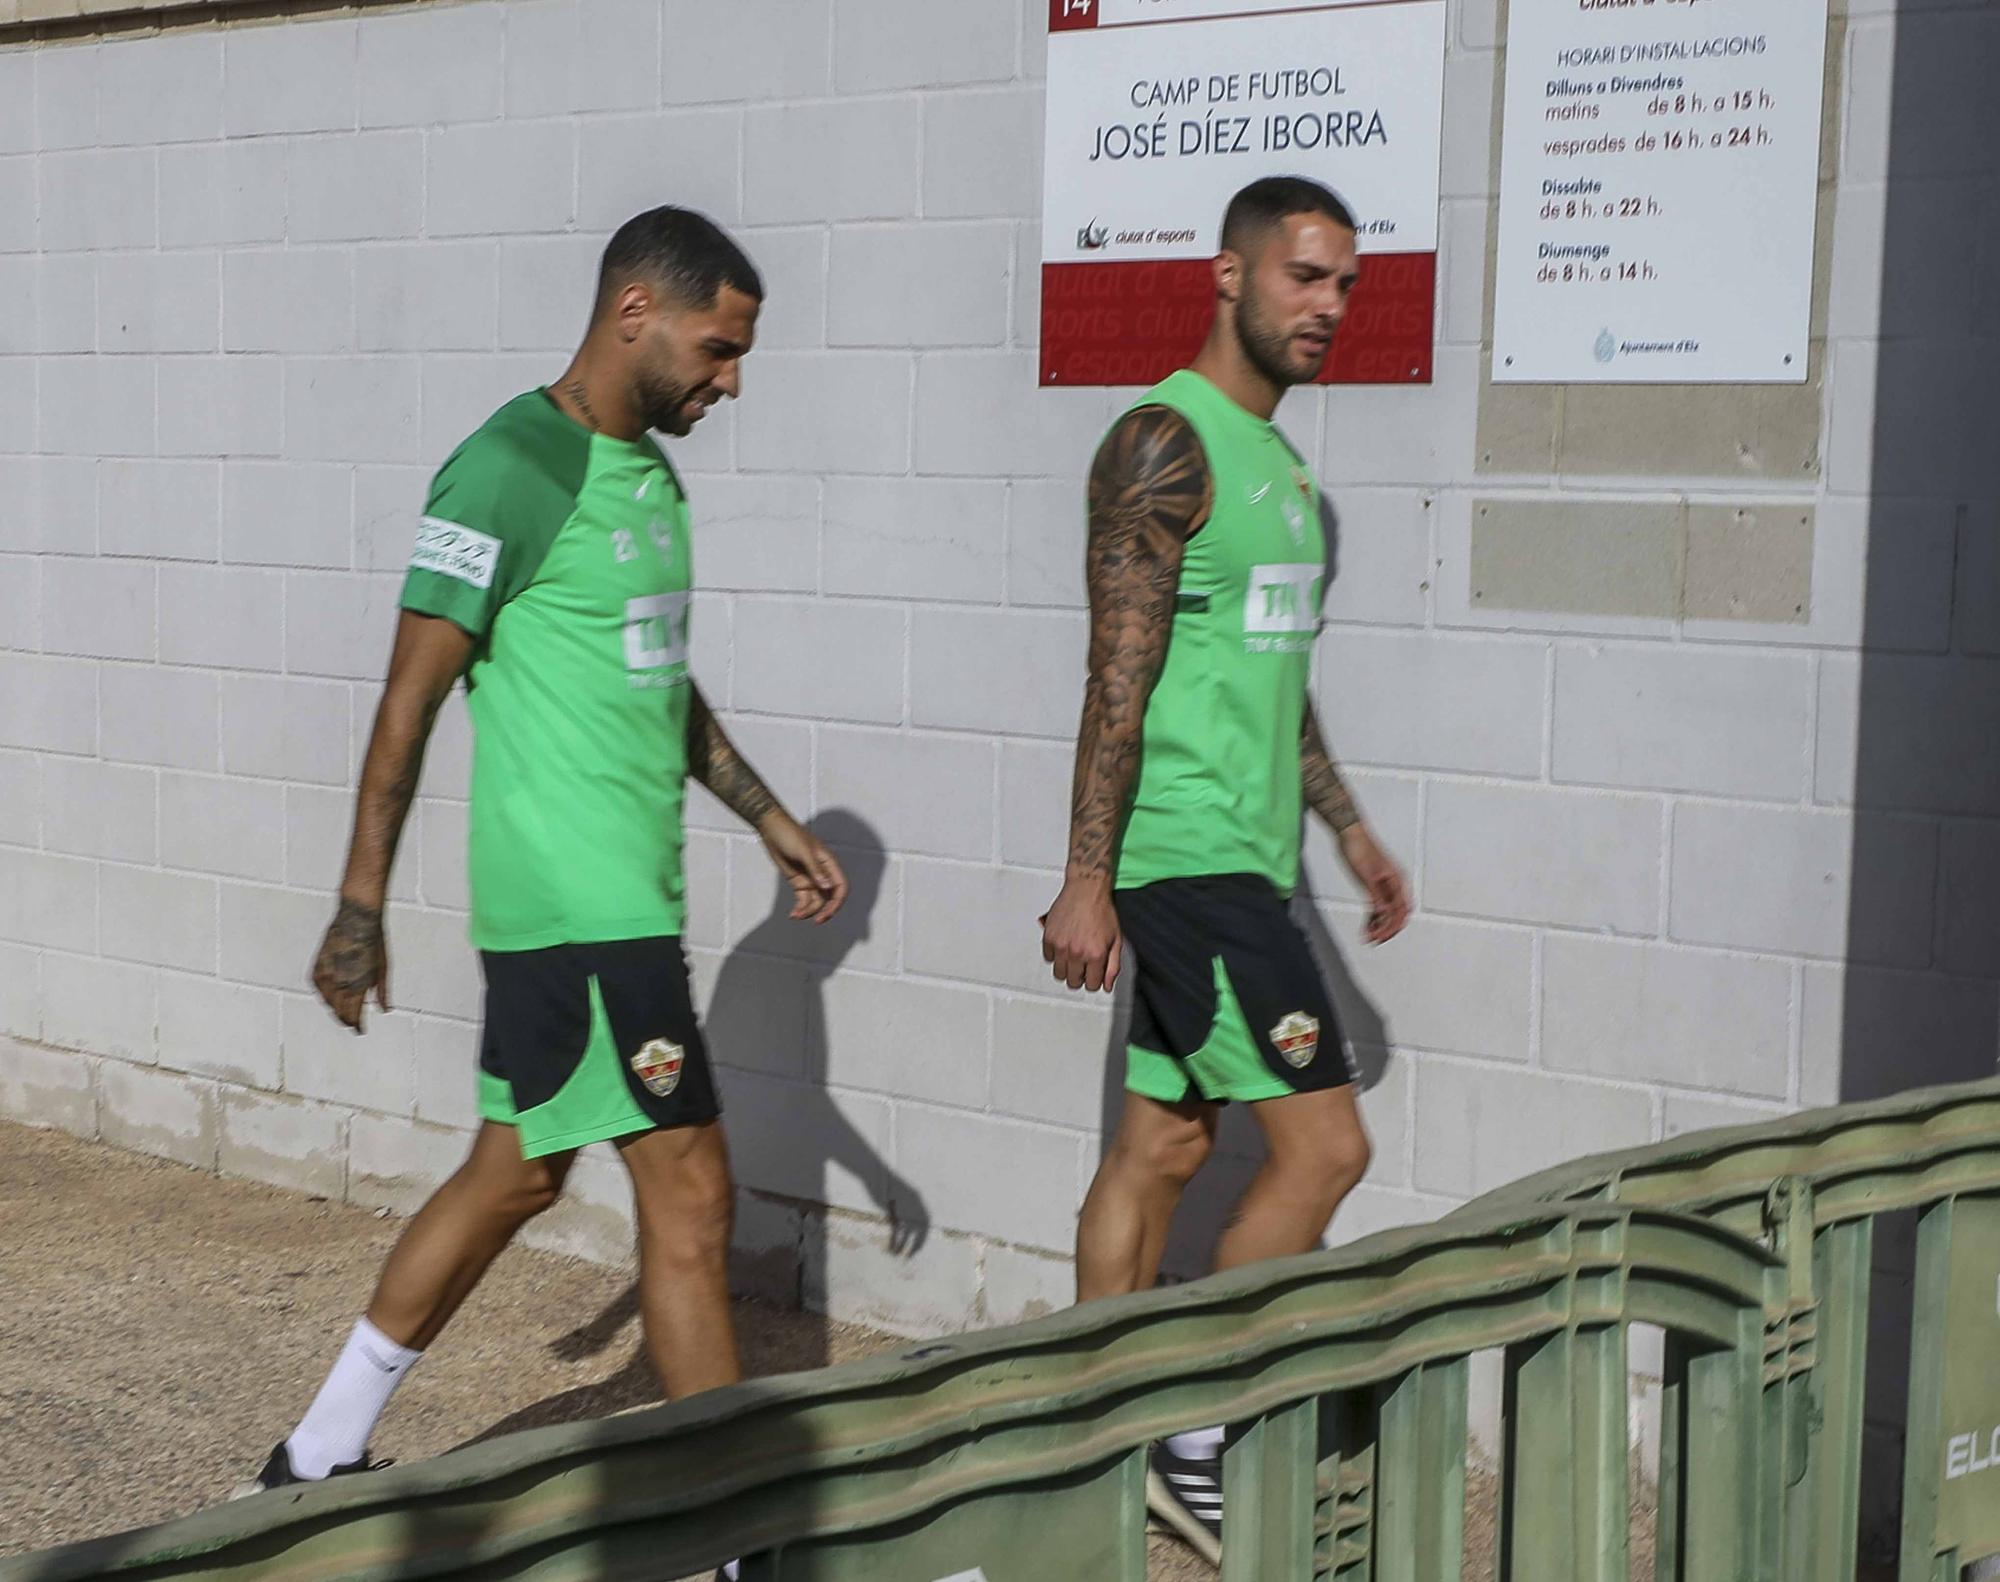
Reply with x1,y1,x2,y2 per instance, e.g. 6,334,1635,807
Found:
286,358,423,464
158,565,283,671
817,727,994,862
828,223,1011,349
158,140,288,249
1325,1184,1455,1250
1353,1049,1413,1186
223,250,354,355
353,242,498,355
497,234,602,352
0,751,37,848
915,352,1113,479
1437,46,1496,199
1801,964,1999,1106
426,120,577,237
101,459,223,561
0,258,32,353
36,45,100,151
418,690,473,800
221,676,350,786
347,1111,464,1213
358,3,505,127
912,608,1085,738
895,1103,1083,1252
41,757,156,865
686,715,811,835
991,992,1116,1131
981,1241,1074,1326
98,1058,216,1170
1822,338,1877,500
354,464,435,573
283,991,417,1114
416,795,467,912
390,905,481,1021
1317,629,1544,777
744,99,920,225
1298,770,1421,908
0,363,32,453
1542,936,1791,1098
904,858,1066,998
1941,821,2000,978
733,596,904,725
1816,654,2000,818
0,551,37,650
577,110,741,231
1322,487,1431,627
1321,345,1480,487
223,18,359,138
723,1066,896,1214
1669,802,1936,969
411,1014,479,1128
157,972,282,1088
157,358,285,459
418,353,550,461
38,356,155,457
220,880,332,992
1662,1093,1788,1141
1554,645,1812,799
722,836,900,974
40,557,154,662
998,738,1069,870
682,474,818,595
699,945,814,1079
805,1211,981,1337
924,89,1041,220
98,34,221,145
101,864,218,974
0,56,29,155
823,477,1005,603
219,1087,346,1197
1007,479,1083,608
0,939,36,1038
659,0,829,102
40,148,156,252
0,157,34,252
97,252,219,356
0,1035,96,1138
1413,1060,1653,1199
836,0,1015,91
0,654,97,755
1319,909,1534,1063
505,0,659,117
284,572,401,680
41,951,151,1060
815,969,989,1109
36,252,97,355
159,772,286,884
99,663,218,771
735,352,909,474
1426,782,1662,934
1439,199,1487,347
288,133,425,245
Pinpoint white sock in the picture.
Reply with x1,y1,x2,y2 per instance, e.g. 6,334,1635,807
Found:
1165,1424,1225,1461
286,1318,423,1478
719,1563,740,1581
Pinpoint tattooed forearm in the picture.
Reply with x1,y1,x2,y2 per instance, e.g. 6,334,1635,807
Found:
1065,406,1212,879
1301,699,1361,834
320,896,384,994
687,684,782,829
341,690,442,905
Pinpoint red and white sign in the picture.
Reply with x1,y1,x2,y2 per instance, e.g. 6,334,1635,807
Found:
1041,0,1446,387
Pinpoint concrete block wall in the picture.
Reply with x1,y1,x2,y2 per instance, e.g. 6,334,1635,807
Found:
0,0,1995,1344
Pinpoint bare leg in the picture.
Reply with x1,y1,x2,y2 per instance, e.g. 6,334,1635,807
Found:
1075,1092,1218,1302
365,1121,575,1350
616,1119,741,1399
1212,1086,1370,1273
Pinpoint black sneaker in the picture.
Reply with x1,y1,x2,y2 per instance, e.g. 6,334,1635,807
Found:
1146,1439,1222,1563
229,1441,380,1501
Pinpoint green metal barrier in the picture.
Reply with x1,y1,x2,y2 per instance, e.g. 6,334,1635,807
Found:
6,1076,1998,1582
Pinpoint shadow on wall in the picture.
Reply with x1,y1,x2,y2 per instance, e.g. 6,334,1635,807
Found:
1844,0,2000,1556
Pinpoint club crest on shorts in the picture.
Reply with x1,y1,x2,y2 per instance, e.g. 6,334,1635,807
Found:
1270,1012,1320,1068
631,1038,684,1098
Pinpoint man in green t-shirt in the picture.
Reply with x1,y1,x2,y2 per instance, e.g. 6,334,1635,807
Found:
237,212,844,1547
1040,177,1411,1559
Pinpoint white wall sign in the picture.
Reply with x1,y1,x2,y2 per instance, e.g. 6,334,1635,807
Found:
1491,0,1831,384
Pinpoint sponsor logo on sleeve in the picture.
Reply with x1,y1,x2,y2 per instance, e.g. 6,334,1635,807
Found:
410,518,501,589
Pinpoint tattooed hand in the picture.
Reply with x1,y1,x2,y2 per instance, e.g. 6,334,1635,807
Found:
311,897,390,1032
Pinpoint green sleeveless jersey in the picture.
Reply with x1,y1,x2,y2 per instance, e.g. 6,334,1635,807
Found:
399,391,694,951
1113,370,1325,896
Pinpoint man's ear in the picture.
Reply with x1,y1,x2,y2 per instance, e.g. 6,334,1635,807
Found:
1212,249,1243,302
613,280,654,344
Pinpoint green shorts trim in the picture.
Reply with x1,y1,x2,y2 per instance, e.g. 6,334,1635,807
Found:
1125,957,1299,1105
478,978,657,1159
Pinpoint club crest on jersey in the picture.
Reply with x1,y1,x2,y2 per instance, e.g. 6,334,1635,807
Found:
1290,465,1313,503
1270,1012,1320,1068
631,1038,684,1097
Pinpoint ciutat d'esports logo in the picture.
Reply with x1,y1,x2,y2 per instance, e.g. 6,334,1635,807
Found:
1077,218,1110,250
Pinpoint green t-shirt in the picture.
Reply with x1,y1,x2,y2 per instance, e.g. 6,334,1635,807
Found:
1113,369,1325,896
400,390,694,952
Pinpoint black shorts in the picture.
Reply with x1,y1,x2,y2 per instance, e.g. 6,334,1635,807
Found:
1114,874,1350,1105
476,936,720,1159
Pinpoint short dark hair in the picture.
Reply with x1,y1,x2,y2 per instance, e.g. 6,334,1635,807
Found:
1219,176,1357,259
595,206,764,316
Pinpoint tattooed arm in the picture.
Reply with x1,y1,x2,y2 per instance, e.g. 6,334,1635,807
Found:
1041,406,1212,993
686,681,849,924
1302,698,1411,944
313,611,473,1031
1300,699,1360,834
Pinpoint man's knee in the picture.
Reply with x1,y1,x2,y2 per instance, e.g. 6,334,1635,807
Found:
501,1157,569,1221
1115,1115,1214,1188
634,1139,735,1265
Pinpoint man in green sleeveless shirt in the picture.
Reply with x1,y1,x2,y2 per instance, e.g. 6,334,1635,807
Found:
237,215,844,1573
1041,177,1411,1557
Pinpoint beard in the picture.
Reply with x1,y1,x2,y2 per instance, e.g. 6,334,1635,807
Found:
634,364,704,436
1234,284,1325,388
